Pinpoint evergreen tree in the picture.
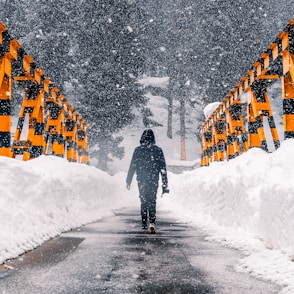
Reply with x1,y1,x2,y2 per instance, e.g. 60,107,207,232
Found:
74,0,147,169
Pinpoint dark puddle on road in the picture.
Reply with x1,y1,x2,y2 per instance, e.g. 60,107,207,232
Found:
0,236,84,278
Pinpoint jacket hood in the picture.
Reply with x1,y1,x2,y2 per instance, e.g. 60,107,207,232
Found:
140,129,155,145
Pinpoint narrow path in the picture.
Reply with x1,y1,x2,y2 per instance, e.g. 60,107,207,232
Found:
0,209,281,293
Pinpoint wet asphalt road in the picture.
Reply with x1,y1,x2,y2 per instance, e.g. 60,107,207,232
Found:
0,209,281,294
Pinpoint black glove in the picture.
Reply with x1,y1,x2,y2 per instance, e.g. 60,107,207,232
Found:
162,184,169,195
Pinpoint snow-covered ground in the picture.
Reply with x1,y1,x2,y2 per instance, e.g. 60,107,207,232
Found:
1,78,294,293
2,140,294,293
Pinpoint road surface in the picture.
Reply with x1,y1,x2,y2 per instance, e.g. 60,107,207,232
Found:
0,209,281,293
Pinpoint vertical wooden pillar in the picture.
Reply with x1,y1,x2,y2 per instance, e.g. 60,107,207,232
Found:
0,27,13,157
0,56,12,157
282,73,294,139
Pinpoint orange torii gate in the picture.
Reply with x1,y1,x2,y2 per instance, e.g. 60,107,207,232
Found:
200,18,294,166
0,21,89,164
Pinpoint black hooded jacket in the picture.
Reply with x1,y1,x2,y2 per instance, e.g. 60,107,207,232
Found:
126,129,168,187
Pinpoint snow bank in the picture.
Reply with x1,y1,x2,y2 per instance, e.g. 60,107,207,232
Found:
2,138,294,292
0,155,136,264
159,139,294,293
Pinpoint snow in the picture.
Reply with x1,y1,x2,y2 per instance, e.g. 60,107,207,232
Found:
240,91,250,103
138,76,169,89
1,85,294,293
1,140,294,293
162,141,294,293
203,101,221,119
0,155,135,263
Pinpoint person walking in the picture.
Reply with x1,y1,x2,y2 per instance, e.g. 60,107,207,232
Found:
126,129,169,234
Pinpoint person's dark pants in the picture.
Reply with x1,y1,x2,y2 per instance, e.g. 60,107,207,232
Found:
138,181,158,225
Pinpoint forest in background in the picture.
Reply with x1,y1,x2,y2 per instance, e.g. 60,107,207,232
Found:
1,0,293,169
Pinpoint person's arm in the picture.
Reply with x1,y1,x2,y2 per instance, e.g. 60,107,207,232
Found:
126,149,137,189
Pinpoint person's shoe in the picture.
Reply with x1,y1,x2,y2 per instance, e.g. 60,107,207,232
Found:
142,224,148,230
149,223,156,234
